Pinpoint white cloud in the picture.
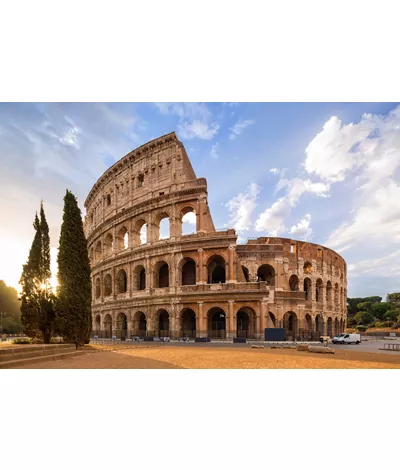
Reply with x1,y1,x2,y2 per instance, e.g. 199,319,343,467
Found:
255,177,329,234
229,119,254,140
347,250,400,278
182,211,196,225
289,214,312,240
303,106,400,251
211,142,219,159
226,183,261,231
178,120,219,140
269,168,280,174
154,102,220,141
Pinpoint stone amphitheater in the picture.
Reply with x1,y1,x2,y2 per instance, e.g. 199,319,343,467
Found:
84,132,347,341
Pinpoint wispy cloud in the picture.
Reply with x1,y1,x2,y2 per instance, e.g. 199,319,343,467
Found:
229,119,254,140
289,214,312,240
226,183,261,231
211,142,219,159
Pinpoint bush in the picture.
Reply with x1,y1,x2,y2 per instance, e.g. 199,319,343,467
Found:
356,325,368,332
12,338,32,344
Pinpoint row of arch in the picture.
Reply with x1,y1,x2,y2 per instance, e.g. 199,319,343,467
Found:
94,258,280,298
93,308,345,340
289,275,345,304
89,207,197,264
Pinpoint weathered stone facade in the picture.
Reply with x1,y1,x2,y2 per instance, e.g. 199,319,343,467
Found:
84,132,347,340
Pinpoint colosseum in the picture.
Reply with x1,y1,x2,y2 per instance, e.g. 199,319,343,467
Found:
84,131,347,341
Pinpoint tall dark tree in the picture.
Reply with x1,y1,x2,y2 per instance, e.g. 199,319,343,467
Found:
56,190,92,347
19,203,55,342
38,202,55,343
19,213,42,338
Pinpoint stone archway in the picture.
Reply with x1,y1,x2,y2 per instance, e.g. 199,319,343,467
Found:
104,314,112,339
180,309,196,338
155,309,170,337
116,312,128,339
207,307,226,339
133,311,147,337
283,311,298,340
236,307,256,339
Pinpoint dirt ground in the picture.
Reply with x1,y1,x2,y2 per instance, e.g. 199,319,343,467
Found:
12,344,400,369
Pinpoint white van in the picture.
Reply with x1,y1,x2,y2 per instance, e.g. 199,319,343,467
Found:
332,333,361,345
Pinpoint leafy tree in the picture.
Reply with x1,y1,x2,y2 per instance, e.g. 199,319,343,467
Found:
387,293,400,308
370,302,391,320
354,310,374,326
56,190,92,348
356,301,373,311
384,309,400,322
0,280,22,334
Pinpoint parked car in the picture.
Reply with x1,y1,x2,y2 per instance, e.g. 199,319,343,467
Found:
332,333,361,345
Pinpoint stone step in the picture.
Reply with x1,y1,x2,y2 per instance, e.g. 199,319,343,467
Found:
0,350,88,369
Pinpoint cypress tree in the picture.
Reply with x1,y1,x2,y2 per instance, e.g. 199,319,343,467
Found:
20,213,42,338
37,202,55,343
56,190,92,348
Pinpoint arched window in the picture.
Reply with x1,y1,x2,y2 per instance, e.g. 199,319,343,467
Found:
95,278,101,299
116,226,129,251
181,258,196,285
304,261,312,274
181,207,197,236
316,279,323,302
242,266,250,282
289,275,299,291
154,261,169,288
116,269,127,293
304,277,312,301
104,274,112,297
95,241,102,262
207,255,226,284
134,219,147,245
157,213,170,240
104,233,113,257
257,264,275,285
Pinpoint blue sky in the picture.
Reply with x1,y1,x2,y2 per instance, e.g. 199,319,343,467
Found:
1,102,400,298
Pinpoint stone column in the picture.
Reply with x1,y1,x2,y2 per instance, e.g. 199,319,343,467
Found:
197,196,207,233
145,256,151,291
275,259,283,290
197,248,204,284
227,245,236,283
228,300,235,339
197,302,205,337
260,300,268,339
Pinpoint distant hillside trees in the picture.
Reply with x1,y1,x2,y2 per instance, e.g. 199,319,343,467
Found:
0,280,22,334
347,293,400,329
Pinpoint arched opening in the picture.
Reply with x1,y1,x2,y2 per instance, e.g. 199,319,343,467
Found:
104,314,112,338
156,309,170,337
116,312,128,339
304,261,312,274
95,278,101,299
267,312,276,328
104,274,112,297
304,277,312,301
304,314,312,331
95,241,102,263
180,309,196,338
289,275,299,291
134,219,147,245
116,226,129,251
104,233,113,257
116,269,127,293
154,261,169,288
208,307,226,339
236,307,256,339
334,283,339,304
326,281,332,302
207,255,226,284
327,317,333,337
340,287,343,307
242,266,250,282
181,207,197,236
316,279,323,302
181,258,196,285
89,247,94,265
339,318,344,333
156,212,170,240
94,315,101,335
257,264,275,285
334,318,340,336
133,311,147,337
133,265,146,290
315,314,323,336
283,311,298,340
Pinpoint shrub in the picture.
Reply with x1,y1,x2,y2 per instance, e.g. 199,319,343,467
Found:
356,325,368,332
13,338,32,344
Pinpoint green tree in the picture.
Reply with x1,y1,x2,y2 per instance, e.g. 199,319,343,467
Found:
37,202,55,343
356,301,373,311
387,293,400,308
384,309,400,322
0,280,22,334
354,310,374,326
370,302,391,320
19,213,42,338
56,190,92,348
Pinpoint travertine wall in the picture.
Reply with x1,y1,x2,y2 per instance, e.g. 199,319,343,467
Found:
84,132,347,340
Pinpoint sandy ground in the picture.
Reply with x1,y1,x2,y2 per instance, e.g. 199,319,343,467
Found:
11,344,400,369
